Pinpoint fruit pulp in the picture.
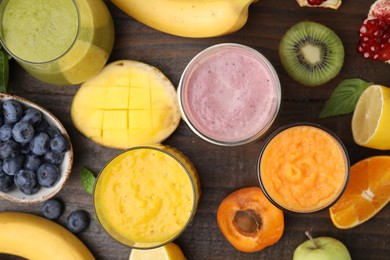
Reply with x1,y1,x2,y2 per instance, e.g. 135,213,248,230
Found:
179,43,281,145
94,145,200,249
329,156,390,229
0,0,114,85
259,124,349,213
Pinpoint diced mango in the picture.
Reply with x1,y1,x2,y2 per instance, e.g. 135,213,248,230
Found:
71,60,180,149
129,88,150,109
103,110,128,130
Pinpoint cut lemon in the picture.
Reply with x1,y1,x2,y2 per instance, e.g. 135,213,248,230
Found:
329,156,390,229
352,84,390,150
129,243,186,260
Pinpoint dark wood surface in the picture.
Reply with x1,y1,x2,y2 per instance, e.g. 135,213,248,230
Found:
1,0,389,259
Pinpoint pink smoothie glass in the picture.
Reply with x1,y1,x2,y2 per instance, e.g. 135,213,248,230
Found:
178,43,281,146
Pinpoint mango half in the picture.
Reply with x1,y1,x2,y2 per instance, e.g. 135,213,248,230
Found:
71,60,180,149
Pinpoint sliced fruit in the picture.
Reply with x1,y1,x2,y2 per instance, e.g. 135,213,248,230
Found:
71,60,181,149
129,243,186,260
329,156,390,229
357,0,390,63
279,21,344,87
296,0,342,9
217,187,284,252
352,85,390,150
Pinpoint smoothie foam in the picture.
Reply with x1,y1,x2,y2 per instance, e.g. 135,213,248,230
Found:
179,44,280,145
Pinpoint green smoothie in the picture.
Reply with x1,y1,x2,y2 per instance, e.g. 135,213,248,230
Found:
0,0,114,85
2,0,79,63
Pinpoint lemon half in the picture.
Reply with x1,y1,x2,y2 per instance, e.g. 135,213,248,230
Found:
352,85,390,150
129,243,186,260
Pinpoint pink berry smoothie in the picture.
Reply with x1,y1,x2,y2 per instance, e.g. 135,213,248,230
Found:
179,43,281,146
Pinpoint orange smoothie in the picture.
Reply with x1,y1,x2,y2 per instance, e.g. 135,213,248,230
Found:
94,145,200,248
259,124,349,213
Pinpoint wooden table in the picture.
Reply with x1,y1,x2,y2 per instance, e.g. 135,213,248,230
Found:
1,0,389,259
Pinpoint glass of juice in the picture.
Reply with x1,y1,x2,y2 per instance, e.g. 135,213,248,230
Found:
0,0,114,86
258,123,350,214
93,145,200,249
178,43,281,146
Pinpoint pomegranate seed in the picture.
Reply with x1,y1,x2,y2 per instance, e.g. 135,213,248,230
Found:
307,0,326,5
357,14,390,62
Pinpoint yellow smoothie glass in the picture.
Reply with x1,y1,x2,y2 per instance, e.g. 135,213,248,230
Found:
94,145,200,249
0,0,114,85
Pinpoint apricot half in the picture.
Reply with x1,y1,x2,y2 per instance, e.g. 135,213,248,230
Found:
217,187,284,252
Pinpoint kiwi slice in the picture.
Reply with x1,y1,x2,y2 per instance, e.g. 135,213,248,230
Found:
279,21,344,87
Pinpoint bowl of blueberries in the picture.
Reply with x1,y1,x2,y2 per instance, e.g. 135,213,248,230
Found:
0,93,73,203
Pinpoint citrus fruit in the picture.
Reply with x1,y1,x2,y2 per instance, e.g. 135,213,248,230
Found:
129,243,186,260
329,156,390,229
352,85,390,150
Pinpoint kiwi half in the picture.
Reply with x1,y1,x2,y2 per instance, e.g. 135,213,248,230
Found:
279,21,344,87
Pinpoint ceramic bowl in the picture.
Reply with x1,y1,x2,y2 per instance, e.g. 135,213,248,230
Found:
0,93,73,204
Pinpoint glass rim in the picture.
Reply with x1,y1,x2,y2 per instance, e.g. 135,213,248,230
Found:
178,43,282,147
93,145,198,249
0,0,80,65
257,122,351,214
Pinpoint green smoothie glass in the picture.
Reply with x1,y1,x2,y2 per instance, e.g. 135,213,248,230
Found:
0,0,114,86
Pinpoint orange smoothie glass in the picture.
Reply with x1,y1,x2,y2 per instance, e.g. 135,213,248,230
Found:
93,145,200,249
0,0,114,86
258,123,350,214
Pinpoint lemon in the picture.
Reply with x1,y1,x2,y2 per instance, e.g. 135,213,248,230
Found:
129,243,186,260
352,85,390,150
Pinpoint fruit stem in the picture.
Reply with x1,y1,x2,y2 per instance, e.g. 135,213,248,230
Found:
305,231,319,249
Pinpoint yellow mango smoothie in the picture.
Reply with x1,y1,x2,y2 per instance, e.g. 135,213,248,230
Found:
258,124,349,213
0,0,114,85
94,146,200,248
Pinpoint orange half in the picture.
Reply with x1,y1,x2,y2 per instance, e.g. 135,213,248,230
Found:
329,156,390,229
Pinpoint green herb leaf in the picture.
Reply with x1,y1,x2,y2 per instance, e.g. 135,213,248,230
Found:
0,48,10,93
80,167,96,195
319,78,372,119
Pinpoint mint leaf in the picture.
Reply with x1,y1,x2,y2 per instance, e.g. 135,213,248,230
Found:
319,78,372,119
80,167,96,195
0,49,10,93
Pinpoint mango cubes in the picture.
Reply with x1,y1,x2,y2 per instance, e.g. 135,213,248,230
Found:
71,60,180,149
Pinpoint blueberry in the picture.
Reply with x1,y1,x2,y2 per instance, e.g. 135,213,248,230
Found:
45,126,61,139
30,132,50,156
35,118,50,132
3,155,24,175
20,143,31,154
19,183,40,195
12,121,35,144
0,124,13,141
0,140,20,159
3,100,23,124
24,154,42,170
36,163,60,187
0,171,14,192
21,107,42,126
14,169,37,190
66,210,90,233
44,151,64,165
50,134,69,153
42,199,64,220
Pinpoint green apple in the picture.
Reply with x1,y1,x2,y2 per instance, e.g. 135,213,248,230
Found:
293,231,351,260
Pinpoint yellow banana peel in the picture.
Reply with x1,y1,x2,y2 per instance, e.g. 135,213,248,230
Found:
0,212,95,260
111,0,258,38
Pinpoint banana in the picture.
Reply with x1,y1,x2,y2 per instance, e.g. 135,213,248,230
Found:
111,0,258,38
0,212,95,260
